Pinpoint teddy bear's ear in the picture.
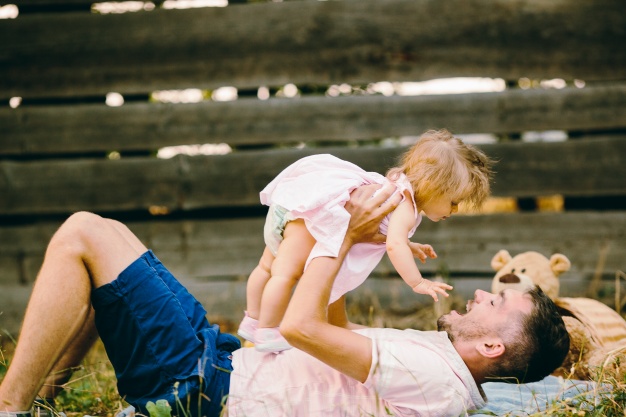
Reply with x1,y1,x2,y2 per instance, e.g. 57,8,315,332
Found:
491,250,512,271
550,254,571,276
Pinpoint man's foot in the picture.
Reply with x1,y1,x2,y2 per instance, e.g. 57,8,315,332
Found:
255,327,292,353
33,398,65,417
237,311,259,343
33,409,65,417
0,396,59,417
0,411,32,417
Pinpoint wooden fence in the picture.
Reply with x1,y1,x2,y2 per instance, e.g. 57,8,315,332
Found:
1,0,625,334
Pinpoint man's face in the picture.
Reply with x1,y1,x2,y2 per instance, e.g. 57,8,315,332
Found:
437,289,533,342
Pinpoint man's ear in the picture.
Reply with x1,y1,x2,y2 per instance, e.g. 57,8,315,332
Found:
476,339,505,358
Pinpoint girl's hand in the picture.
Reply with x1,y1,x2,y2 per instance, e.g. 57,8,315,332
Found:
409,242,437,264
412,279,453,302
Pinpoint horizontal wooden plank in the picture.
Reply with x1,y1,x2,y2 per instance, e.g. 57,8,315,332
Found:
0,272,604,336
2,85,626,156
2,210,623,335
1,211,623,286
17,0,90,3
1,210,622,336
0,138,625,216
2,0,625,98
14,0,238,6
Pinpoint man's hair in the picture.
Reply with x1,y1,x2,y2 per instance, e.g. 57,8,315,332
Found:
488,286,570,383
386,129,494,210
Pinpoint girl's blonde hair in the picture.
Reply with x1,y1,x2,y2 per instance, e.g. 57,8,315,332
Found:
386,129,493,210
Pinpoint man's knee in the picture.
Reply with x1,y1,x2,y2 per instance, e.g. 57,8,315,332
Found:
51,211,107,251
63,211,105,233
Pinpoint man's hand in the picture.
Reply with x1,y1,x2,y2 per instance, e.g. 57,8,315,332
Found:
344,184,401,245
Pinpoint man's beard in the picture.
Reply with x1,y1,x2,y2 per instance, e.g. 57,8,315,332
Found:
437,314,490,344
436,315,455,342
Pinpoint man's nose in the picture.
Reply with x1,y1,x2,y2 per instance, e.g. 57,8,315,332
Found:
474,289,489,302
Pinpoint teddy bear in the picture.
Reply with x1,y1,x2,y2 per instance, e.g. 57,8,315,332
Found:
490,249,626,381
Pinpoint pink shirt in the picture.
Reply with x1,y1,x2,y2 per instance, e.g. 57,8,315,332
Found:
260,154,421,304
227,328,486,416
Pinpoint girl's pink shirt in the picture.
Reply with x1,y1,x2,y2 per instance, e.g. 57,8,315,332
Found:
260,154,420,303
227,328,486,416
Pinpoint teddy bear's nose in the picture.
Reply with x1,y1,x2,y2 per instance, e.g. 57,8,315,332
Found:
499,273,521,284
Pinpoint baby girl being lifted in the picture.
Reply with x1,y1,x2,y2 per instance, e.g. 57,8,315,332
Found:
239,129,494,352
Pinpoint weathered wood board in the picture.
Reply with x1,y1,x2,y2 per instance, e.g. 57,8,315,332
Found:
1,138,624,216
2,85,626,156
1,271,604,337
1,211,623,286
2,0,625,97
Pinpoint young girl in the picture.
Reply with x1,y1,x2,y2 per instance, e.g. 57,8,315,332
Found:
238,129,493,352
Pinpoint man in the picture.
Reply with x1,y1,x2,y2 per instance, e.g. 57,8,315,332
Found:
0,185,569,417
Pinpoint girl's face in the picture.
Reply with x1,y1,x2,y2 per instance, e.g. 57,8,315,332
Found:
420,195,459,222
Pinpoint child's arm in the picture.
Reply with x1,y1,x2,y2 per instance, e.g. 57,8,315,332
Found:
386,197,452,302
409,242,437,264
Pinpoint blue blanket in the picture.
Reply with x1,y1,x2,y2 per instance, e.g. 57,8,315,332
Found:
473,376,599,416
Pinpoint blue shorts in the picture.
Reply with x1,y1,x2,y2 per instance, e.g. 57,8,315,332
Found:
91,250,241,417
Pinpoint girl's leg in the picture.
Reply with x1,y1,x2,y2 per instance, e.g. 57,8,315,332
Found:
244,247,275,319
258,219,316,329
237,247,274,343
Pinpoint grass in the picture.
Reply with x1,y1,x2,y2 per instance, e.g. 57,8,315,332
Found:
0,338,125,417
2,292,626,417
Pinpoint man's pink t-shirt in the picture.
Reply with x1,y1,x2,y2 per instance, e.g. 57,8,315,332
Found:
227,328,486,417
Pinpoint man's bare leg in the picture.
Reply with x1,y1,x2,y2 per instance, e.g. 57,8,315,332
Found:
0,212,147,411
34,308,98,401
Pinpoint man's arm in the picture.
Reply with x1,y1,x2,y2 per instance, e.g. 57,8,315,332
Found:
280,184,401,383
